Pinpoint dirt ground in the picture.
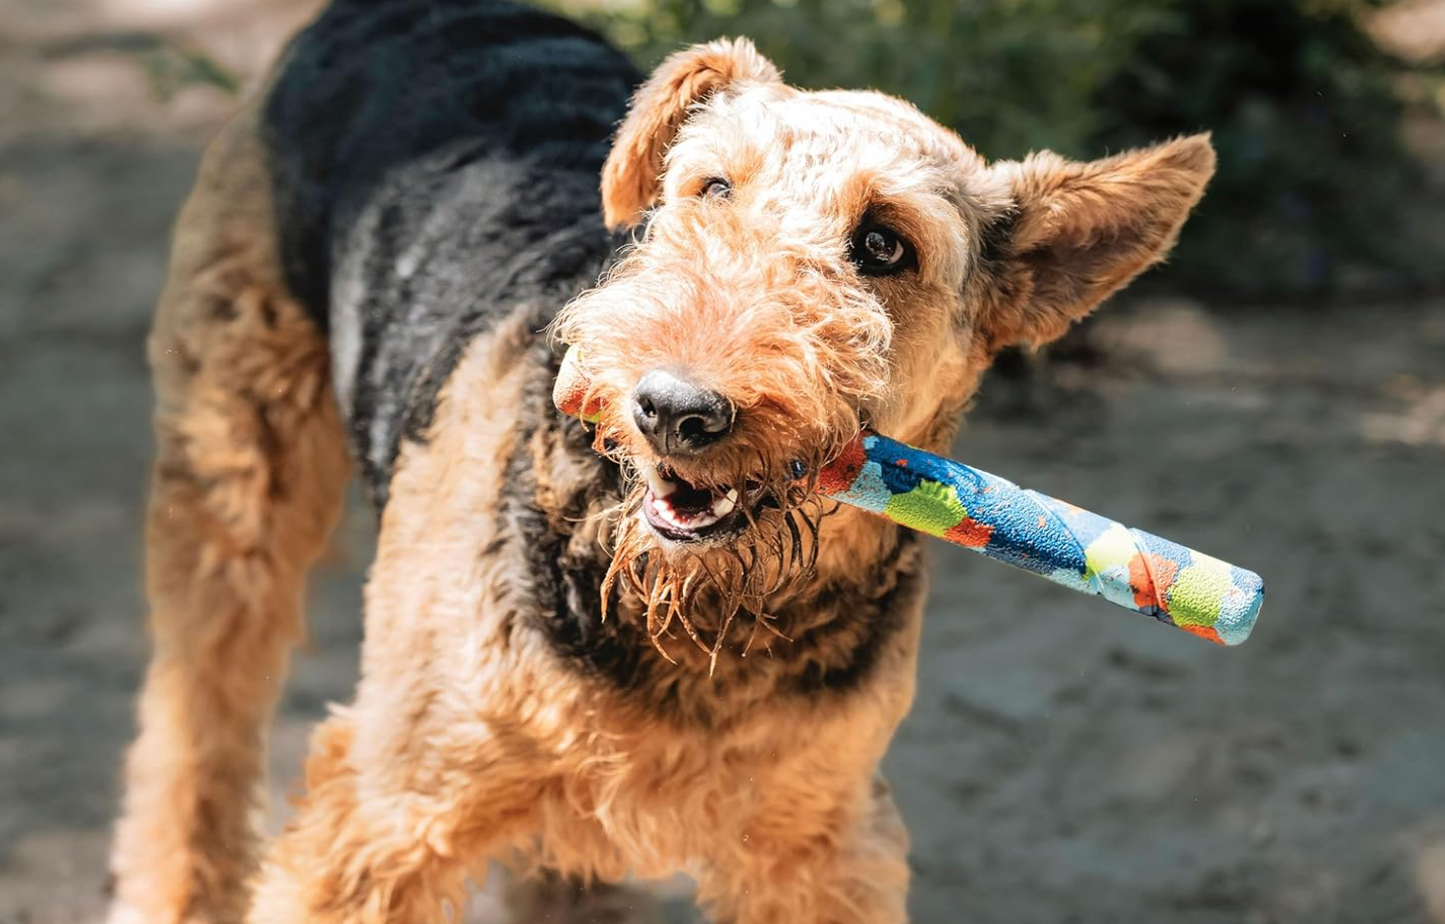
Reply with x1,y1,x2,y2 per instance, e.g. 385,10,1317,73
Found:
3,2,1445,922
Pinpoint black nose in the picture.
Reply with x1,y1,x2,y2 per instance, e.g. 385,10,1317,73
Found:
631,370,734,455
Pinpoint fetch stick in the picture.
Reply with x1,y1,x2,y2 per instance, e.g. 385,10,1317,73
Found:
554,347,1264,645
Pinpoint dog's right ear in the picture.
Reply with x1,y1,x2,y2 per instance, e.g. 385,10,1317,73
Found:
601,38,781,230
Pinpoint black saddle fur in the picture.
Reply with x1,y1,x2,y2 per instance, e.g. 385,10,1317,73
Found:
261,0,639,506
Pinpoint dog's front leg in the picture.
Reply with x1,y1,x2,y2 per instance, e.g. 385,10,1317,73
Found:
695,773,911,924
247,712,544,924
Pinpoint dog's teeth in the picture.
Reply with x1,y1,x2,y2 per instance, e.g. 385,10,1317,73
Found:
711,492,736,517
644,465,676,498
647,492,724,532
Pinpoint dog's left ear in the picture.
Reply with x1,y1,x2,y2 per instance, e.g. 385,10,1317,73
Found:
601,38,781,230
980,133,1216,351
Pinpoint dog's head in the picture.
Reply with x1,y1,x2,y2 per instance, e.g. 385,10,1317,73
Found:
553,39,1214,637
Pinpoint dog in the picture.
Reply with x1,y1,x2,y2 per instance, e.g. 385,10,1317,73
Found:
104,1,1215,921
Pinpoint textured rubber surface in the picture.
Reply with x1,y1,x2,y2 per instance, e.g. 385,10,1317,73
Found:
819,431,1264,645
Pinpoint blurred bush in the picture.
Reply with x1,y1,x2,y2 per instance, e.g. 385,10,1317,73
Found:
551,0,1444,298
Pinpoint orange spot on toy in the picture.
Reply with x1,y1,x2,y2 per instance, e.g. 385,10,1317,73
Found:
1180,623,1225,645
943,517,994,548
1129,553,1179,611
818,436,867,494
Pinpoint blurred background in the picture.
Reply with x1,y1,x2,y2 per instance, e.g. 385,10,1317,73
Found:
1,0,1443,921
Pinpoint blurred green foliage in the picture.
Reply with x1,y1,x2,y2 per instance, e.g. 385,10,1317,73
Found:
140,43,241,101
552,0,1443,298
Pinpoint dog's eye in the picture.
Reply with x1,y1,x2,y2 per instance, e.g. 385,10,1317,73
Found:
851,225,914,276
700,178,732,200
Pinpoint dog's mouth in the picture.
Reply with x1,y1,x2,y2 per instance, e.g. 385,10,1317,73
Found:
639,463,777,544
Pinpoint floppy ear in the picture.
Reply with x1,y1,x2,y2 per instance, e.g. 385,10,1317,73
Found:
980,134,1216,351
601,38,781,230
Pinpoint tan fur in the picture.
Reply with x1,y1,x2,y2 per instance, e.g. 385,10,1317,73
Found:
107,102,351,924
247,312,926,921
981,138,1219,351
602,38,783,230
111,35,1215,924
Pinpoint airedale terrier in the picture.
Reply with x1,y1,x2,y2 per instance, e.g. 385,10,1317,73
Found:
106,1,1215,921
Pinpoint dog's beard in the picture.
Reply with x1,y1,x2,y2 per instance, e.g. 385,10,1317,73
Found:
600,467,828,673
576,381,862,671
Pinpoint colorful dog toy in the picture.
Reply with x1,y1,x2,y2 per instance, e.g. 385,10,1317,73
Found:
554,347,1264,645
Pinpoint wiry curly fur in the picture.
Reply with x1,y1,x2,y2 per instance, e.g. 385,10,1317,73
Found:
555,190,894,662
552,40,1215,672
105,4,1215,922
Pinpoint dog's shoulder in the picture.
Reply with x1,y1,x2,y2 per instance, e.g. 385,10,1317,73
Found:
260,0,639,320
256,0,639,505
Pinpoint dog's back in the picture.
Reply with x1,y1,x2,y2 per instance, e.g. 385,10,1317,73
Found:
261,0,638,503
106,5,640,919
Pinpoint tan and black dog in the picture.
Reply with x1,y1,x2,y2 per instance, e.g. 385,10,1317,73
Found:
106,2,1215,921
